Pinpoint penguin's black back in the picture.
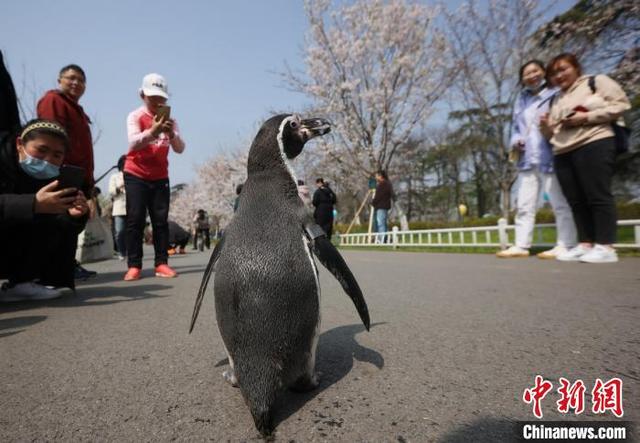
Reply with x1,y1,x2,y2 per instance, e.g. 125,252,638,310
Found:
214,167,319,387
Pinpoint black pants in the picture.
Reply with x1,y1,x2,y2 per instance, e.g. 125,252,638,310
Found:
554,137,617,244
124,173,170,268
193,228,210,249
0,218,78,289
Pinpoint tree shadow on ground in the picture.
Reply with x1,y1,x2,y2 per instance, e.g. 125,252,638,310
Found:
438,417,519,443
0,315,47,338
272,322,385,428
0,283,170,314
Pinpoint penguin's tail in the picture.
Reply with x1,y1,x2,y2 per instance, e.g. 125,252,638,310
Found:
238,359,280,438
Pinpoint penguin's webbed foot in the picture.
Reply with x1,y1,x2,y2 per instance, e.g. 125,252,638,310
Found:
289,372,320,392
223,369,239,387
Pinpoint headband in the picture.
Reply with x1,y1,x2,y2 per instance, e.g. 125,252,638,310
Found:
20,121,68,140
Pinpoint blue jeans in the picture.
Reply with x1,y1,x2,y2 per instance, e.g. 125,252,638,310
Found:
114,215,127,257
375,209,388,243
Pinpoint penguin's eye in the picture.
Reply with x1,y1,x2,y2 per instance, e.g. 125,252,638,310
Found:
290,120,298,129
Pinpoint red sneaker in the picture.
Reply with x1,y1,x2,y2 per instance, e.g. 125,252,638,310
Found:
124,267,141,281
155,264,177,278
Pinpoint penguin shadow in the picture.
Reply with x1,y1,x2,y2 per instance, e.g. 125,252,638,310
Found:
438,417,518,443
274,322,385,427
211,323,385,429
0,315,47,339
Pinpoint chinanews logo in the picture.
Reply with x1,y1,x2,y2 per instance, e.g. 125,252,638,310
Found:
523,375,624,419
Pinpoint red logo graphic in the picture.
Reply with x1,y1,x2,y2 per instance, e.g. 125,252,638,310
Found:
523,376,624,419
523,375,554,419
591,378,623,418
557,378,586,414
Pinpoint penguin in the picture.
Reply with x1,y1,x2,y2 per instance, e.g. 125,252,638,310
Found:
189,114,370,438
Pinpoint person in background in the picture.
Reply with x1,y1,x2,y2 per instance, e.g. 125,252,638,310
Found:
123,73,185,280
0,120,89,301
37,63,96,280
108,155,127,260
168,220,190,255
233,183,243,212
497,60,577,259
371,170,393,244
312,177,337,239
297,179,312,207
192,208,210,250
540,53,631,263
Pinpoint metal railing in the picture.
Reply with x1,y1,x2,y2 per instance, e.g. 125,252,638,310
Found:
338,219,640,250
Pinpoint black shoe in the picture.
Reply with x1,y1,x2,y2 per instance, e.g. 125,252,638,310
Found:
74,264,97,281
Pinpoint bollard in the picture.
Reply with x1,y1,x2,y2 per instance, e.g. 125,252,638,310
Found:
498,218,508,250
635,225,640,248
392,226,399,249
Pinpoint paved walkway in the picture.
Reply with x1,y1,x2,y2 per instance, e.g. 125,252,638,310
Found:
1,248,638,441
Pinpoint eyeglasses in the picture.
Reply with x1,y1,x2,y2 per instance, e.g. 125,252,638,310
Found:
60,75,86,84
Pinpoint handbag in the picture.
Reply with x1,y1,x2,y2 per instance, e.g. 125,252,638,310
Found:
76,216,115,263
587,76,630,155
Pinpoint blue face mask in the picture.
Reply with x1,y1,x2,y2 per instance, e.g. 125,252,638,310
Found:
19,152,60,179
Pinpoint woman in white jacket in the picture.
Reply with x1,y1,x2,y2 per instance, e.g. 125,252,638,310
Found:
109,155,127,260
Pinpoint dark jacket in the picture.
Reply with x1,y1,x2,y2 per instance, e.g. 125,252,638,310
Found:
0,51,20,134
168,221,190,245
312,185,336,224
372,179,394,210
0,132,87,289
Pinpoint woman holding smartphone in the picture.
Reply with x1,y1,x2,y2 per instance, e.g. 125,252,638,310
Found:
0,120,89,301
540,53,630,263
123,73,185,281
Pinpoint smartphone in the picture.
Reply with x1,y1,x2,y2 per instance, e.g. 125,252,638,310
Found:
58,164,85,193
156,104,171,121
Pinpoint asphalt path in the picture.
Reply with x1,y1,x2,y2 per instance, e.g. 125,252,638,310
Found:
1,247,638,442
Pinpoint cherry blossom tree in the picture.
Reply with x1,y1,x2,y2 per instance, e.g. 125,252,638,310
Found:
170,150,247,231
442,0,549,218
283,0,454,180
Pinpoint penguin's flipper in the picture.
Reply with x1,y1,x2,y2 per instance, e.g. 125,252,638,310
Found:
306,224,370,331
189,235,225,333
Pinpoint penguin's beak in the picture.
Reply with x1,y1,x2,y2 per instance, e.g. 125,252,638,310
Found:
300,118,331,140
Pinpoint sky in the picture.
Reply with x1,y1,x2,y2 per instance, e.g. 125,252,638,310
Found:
1,0,575,187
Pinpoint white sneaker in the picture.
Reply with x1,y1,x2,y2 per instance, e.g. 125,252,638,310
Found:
537,245,568,259
579,244,618,263
556,244,591,262
0,282,62,302
496,246,530,258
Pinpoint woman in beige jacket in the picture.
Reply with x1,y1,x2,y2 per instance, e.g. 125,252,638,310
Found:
540,53,630,263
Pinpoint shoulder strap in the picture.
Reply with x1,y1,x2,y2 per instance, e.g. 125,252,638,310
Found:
588,76,596,94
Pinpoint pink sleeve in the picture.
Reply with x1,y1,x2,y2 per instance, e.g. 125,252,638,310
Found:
170,119,185,153
127,110,156,151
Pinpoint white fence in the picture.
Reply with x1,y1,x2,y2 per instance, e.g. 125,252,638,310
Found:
338,218,640,250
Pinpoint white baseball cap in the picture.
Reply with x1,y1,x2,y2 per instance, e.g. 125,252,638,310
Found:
140,73,169,99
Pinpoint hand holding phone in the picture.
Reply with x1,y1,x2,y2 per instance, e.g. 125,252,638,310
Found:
156,104,171,121
58,164,85,193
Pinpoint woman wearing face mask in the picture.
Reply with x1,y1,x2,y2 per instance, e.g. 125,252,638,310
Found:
498,60,577,259
0,119,89,301
540,53,631,263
